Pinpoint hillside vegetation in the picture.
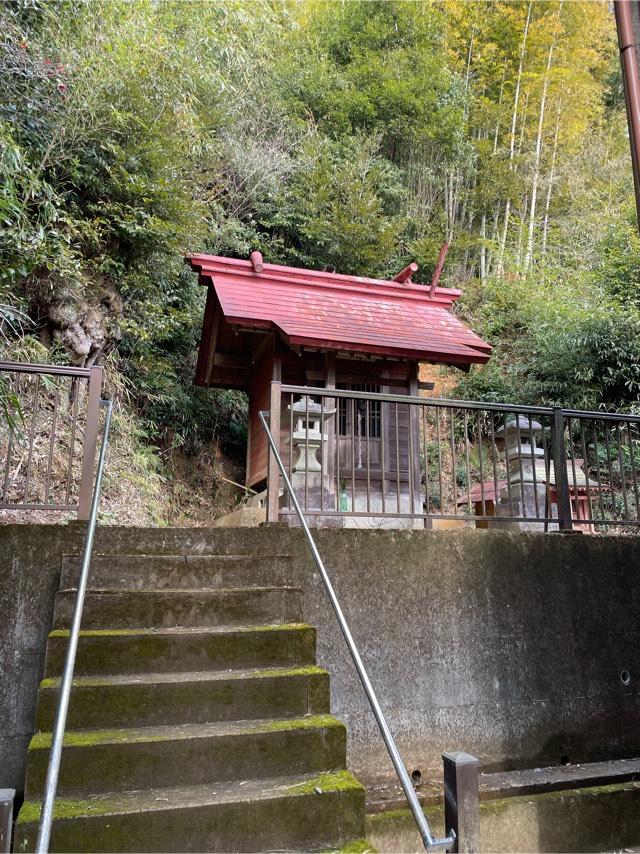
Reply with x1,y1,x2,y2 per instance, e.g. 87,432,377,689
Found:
1,0,638,522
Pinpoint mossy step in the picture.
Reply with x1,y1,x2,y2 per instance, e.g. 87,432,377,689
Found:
45,623,316,677
25,714,347,798
36,666,331,730
52,586,303,631
60,553,293,591
14,771,365,853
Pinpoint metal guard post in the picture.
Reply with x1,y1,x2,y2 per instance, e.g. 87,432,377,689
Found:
36,399,113,854
259,410,455,852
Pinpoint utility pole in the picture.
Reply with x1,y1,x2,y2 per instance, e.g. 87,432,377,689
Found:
615,0,640,230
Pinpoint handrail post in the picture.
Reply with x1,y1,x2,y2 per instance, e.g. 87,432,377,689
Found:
443,752,480,853
266,379,282,523
0,789,14,854
551,407,573,531
77,366,103,520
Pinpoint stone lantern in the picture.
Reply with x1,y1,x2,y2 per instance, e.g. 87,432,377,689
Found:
283,395,336,474
494,416,550,529
281,395,337,518
494,417,549,485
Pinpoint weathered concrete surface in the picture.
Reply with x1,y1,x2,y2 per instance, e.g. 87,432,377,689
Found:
2,525,640,796
366,782,640,853
0,524,85,795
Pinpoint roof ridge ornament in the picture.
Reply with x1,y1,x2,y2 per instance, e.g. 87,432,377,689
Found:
429,242,449,297
249,250,264,273
392,262,418,284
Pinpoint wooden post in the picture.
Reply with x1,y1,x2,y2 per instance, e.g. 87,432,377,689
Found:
443,751,480,853
77,365,103,520
266,356,282,523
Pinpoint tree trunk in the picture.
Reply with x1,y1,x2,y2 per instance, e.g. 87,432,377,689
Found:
496,2,532,278
524,2,564,272
541,101,562,263
480,213,487,285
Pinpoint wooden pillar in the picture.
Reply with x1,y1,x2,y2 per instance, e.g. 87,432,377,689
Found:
266,355,282,523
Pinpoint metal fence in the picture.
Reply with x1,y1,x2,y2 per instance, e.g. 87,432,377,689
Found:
0,361,103,519
266,384,640,532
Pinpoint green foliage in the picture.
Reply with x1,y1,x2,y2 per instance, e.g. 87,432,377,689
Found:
0,0,635,507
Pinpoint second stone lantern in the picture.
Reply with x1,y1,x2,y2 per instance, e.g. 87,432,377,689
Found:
494,416,550,529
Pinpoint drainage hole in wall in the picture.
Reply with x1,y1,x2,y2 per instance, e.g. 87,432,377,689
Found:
621,670,631,686
560,755,570,766
411,769,422,784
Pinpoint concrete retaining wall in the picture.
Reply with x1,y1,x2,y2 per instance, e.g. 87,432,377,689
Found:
366,782,640,853
1,525,639,794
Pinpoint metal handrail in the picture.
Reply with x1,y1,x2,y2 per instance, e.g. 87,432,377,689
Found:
259,410,455,852
36,398,113,854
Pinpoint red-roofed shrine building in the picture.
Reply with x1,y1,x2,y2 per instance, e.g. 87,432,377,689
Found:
188,253,491,525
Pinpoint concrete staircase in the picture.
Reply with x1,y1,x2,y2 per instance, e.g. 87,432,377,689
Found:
14,552,366,852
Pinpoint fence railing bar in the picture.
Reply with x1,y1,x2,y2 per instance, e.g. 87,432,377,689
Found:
44,385,59,505
366,400,372,514
626,421,640,519
320,396,325,513
336,396,342,513
0,361,92,378
23,375,41,504
566,417,579,518
463,409,472,516
277,508,559,523
351,399,356,512
591,422,607,522
477,411,486,517
528,414,540,519
564,408,640,423
616,423,629,518
579,420,593,525
64,378,80,506
259,409,455,853
450,408,458,515
489,415,500,517
603,422,616,516
305,394,310,512
394,401,401,514
2,374,19,502
281,384,555,414
436,409,444,514
514,413,527,520
422,407,429,516
407,406,420,511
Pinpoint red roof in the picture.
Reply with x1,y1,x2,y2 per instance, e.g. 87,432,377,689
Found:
187,254,491,366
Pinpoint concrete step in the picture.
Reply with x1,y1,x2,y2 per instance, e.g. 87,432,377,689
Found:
52,587,302,630
15,770,365,853
60,553,293,591
44,623,316,676
36,666,331,730
24,715,347,798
